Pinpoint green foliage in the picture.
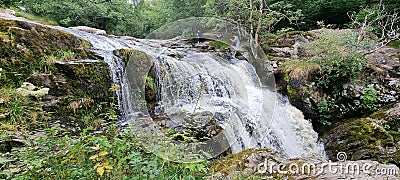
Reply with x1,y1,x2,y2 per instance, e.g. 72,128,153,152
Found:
276,27,295,35
347,0,400,38
1,125,209,179
37,50,76,73
21,0,136,35
316,100,335,126
315,54,366,93
14,11,58,26
361,85,378,111
387,40,400,49
205,0,303,38
0,0,19,8
0,87,48,127
209,40,229,50
302,30,369,93
20,0,207,37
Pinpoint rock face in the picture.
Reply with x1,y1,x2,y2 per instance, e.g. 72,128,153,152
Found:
210,149,399,179
323,103,400,165
268,29,400,165
0,16,115,135
272,30,399,122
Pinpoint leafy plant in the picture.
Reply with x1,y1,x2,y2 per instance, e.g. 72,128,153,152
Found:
302,29,369,93
1,125,209,179
209,40,229,50
0,88,48,126
316,100,335,126
58,50,75,61
361,85,378,111
89,144,113,176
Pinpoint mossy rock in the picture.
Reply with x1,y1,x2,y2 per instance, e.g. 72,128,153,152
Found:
0,19,95,87
211,149,275,176
0,18,115,130
270,31,313,47
323,103,400,165
114,49,154,112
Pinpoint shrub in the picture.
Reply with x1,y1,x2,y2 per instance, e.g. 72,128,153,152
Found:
361,85,378,111
302,29,369,94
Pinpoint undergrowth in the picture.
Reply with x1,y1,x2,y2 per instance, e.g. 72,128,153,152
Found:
0,125,209,179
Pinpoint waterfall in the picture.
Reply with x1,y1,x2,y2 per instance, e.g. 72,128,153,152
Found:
152,53,325,158
57,27,326,159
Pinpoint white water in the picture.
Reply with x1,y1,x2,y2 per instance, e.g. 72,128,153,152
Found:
58,27,326,158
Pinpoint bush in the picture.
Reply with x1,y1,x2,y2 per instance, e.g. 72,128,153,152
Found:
302,29,369,93
361,85,378,111
0,0,19,8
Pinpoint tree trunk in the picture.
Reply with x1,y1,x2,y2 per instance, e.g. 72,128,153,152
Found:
254,0,263,46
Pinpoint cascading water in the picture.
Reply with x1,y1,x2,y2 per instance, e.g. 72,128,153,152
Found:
57,27,326,158
153,52,325,158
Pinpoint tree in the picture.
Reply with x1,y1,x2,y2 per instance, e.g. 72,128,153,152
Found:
21,0,139,35
348,0,400,53
0,0,19,8
205,0,303,45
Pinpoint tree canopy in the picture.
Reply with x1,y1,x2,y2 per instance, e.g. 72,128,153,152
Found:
0,0,398,38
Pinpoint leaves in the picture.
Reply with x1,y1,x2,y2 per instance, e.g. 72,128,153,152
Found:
89,154,98,160
0,158,13,164
89,144,112,176
90,144,101,151
93,161,113,176
97,167,105,176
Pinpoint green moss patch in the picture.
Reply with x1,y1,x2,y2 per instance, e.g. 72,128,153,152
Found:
323,115,399,164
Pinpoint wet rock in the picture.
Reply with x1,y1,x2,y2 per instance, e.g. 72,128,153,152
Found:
70,26,107,35
5,9,15,16
155,111,223,142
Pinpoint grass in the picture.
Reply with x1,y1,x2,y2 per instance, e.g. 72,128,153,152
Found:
387,40,400,49
13,10,58,26
281,61,321,81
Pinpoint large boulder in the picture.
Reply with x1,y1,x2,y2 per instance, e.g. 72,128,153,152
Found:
0,16,115,135
323,103,400,165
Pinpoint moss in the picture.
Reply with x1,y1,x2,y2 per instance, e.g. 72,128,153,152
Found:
212,149,269,175
323,116,399,163
0,19,94,87
387,40,400,49
209,40,229,51
0,18,115,131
